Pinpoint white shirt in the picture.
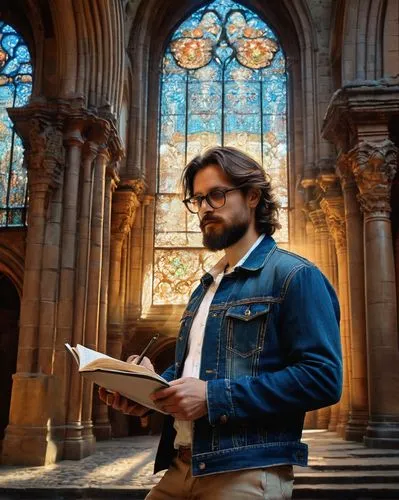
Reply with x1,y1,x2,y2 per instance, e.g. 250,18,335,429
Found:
174,234,266,448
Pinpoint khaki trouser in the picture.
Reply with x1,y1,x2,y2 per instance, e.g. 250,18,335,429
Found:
146,458,294,499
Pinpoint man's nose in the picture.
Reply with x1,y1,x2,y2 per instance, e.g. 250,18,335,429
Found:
198,197,214,216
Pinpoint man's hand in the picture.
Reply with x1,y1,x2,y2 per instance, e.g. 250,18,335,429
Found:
98,354,155,417
98,387,149,416
150,377,207,421
125,354,154,372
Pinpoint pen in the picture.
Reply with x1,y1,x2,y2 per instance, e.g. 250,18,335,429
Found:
135,333,159,365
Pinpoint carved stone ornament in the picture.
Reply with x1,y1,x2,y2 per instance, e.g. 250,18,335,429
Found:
320,197,347,252
28,119,65,190
336,153,356,189
111,190,140,238
308,207,329,233
350,140,397,214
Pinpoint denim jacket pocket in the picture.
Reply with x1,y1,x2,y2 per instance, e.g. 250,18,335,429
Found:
225,302,270,358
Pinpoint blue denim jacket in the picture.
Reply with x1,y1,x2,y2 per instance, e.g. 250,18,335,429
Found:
154,236,342,476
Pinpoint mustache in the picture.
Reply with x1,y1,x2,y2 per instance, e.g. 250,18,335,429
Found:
200,215,224,230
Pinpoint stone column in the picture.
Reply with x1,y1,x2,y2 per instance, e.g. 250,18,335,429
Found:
93,165,118,440
351,140,399,448
321,192,352,438
107,181,141,360
309,205,332,429
63,137,98,460
2,112,66,465
336,153,368,441
80,142,110,453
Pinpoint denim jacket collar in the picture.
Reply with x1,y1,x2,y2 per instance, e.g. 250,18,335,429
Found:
200,235,276,287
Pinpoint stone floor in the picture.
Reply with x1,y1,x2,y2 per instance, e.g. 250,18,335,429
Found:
0,430,399,499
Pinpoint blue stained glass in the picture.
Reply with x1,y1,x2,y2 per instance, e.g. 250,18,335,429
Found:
224,113,261,134
1,35,19,54
188,113,222,135
2,57,20,76
161,80,186,116
0,21,32,227
189,60,222,82
15,45,30,63
188,81,222,114
225,81,261,113
157,0,288,304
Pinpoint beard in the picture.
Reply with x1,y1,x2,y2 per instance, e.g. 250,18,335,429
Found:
201,216,249,251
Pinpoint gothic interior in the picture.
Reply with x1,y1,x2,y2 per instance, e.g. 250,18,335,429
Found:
0,0,398,466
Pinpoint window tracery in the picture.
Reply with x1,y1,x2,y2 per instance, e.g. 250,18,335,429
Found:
155,0,288,305
0,21,32,227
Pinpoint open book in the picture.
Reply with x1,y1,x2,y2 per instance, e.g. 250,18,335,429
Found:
65,343,169,413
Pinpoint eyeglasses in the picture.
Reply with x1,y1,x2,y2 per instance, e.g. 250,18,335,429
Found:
182,187,242,214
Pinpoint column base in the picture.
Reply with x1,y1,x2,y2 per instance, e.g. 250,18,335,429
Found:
364,415,399,449
1,373,64,465
328,403,340,432
63,421,96,460
93,422,112,440
345,409,368,442
316,406,331,429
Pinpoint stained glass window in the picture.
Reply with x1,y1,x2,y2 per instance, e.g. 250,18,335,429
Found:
154,0,288,305
0,22,32,227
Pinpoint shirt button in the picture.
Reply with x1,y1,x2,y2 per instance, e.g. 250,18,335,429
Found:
175,362,180,368
212,312,217,317
199,462,206,470
220,414,228,424
179,335,183,341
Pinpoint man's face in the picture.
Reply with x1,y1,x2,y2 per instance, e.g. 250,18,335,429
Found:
192,164,252,251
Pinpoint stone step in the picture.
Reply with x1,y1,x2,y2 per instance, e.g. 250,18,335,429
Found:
306,456,399,470
293,483,399,499
294,470,399,484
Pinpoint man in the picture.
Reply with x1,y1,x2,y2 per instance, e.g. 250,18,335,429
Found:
100,146,342,499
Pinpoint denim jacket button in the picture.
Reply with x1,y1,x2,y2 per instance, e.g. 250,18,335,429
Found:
199,462,206,470
244,308,251,316
220,414,228,424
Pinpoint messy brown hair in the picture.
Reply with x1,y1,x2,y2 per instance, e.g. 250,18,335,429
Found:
181,146,281,236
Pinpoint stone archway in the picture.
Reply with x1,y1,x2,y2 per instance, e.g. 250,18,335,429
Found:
0,273,20,444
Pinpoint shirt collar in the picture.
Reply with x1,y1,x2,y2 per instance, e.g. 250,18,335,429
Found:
200,234,277,286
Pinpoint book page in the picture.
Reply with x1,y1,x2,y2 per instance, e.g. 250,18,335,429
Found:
83,357,167,384
82,370,170,413
65,343,80,366
75,344,114,370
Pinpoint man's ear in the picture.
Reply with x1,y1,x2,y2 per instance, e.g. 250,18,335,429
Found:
247,188,261,208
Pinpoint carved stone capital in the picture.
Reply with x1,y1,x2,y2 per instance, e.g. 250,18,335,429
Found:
320,196,347,252
350,140,397,214
111,190,140,239
119,178,146,198
106,163,120,192
336,153,356,190
308,207,329,234
27,118,65,191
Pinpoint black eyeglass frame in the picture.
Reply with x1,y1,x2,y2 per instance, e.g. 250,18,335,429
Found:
182,187,242,214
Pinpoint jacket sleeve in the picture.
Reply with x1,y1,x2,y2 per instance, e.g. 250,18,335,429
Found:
206,264,343,425
161,363,176,383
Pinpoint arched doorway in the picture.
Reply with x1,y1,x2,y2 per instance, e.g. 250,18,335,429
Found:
0,272,20,444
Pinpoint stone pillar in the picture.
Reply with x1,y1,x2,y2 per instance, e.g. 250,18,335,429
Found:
321,191,352,438
93,165,118,440
107,181,142,360
351,140,399,448
308,206,332,429
2,111,66,465
79,143,109,454
63,138,98,460
336,154,368,441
